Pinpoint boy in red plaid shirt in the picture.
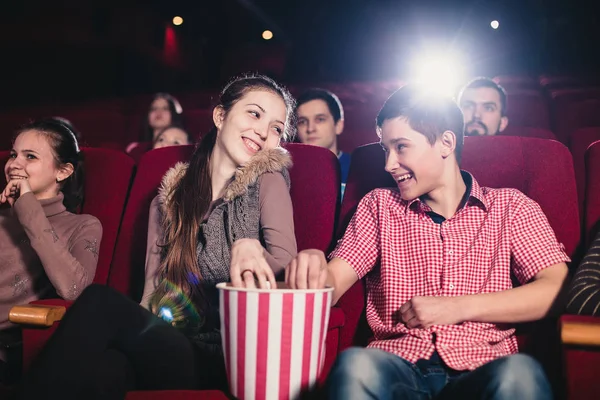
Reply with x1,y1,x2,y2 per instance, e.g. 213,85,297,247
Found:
284,85,567,399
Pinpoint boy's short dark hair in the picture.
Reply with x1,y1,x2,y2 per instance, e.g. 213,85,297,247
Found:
296,88,344,123
376,84,465,162
458,77,507,116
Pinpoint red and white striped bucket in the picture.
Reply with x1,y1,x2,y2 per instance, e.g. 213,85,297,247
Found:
217,282,334,400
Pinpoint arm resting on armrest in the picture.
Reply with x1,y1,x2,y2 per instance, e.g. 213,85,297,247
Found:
9,304,66,327
560,314,600,346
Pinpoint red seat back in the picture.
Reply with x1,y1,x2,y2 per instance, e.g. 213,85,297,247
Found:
60,110,130,148
109,145,195,298
493,75,540,92
0,148,135,285
539,75,599,92
505,90,551,130
125,141,153,164
569,128,600,221
461,137,579,255
284,143,340,252
500,126,557,140
108,143,340,300
336,104,381,153
79,148,135,284
551,88,600,144
584,140,600,245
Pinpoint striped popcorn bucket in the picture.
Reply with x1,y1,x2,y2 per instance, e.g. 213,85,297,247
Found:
217,282,334,400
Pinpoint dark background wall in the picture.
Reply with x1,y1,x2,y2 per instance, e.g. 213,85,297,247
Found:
1,0,599,110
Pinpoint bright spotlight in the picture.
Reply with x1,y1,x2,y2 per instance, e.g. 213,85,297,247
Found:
411,51,465,97
173,16,183,26
262,30,273,40
490,20,499,29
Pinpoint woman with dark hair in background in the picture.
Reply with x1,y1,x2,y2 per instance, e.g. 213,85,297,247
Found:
20,74,297,399
142,93,185,142
126,93,185,161
0,119,101,382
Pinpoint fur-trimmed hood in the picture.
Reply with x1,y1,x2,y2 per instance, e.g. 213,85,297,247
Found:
157,147,292,214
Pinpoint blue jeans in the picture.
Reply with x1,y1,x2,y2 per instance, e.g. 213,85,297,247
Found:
327,348,553,400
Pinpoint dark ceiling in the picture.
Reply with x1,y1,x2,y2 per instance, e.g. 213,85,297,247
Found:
1,0,599,109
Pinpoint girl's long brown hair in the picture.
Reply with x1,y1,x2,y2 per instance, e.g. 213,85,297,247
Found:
149,74,295,326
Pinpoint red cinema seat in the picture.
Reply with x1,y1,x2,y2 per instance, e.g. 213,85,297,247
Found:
505,90,551,130
125,141,153,164
569,128,600,221
551,88,600,145
559,140,600,400
500,126,557,140
583,140,600,246
109,145,195,298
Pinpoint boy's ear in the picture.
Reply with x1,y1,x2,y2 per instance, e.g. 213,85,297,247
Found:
440,130,457,159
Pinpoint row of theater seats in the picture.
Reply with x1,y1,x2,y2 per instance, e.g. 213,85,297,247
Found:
123,123,600,238
2,75,600,153
1,136,599,399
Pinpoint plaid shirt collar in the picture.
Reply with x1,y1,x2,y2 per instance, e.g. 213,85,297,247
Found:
405,170,488,216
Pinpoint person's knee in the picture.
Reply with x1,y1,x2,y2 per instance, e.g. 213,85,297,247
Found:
328,348,388,388
72,285,123,314
77,284,110,303
492,354,552,399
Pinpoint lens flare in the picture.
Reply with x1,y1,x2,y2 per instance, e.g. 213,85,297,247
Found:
410,50,465,97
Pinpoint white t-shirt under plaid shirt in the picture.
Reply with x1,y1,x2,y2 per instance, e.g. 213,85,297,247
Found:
330,171,570,371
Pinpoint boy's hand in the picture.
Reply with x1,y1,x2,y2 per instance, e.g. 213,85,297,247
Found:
285,249,328,290
399,296,464,329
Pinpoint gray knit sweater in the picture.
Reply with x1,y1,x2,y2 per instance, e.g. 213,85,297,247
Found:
142,148,295,352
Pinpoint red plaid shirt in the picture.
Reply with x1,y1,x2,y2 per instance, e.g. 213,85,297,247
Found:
331,172,569,371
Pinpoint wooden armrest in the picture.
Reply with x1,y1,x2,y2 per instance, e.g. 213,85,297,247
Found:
9,304,66,327
561,317,600,346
